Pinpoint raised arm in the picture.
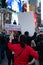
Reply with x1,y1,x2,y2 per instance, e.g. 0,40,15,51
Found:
8,33,16,51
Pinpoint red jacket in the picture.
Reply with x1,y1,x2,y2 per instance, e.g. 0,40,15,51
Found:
8,42,39,65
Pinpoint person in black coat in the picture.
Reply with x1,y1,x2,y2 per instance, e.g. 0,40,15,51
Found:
5,34,14,65
24,31,32,46
0,32,6,63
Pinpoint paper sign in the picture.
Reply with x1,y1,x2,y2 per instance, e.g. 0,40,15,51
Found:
5,24,21,31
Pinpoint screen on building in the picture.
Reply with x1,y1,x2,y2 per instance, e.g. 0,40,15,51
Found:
6,0,29,24
7,0,22,12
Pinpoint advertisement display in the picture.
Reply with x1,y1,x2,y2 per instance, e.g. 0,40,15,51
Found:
11,12,18,24
6,0,29,24
7,0,22,24
7,0,29,12
7,0,22,12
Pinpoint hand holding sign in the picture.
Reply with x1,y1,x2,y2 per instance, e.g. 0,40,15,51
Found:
9,32,14,42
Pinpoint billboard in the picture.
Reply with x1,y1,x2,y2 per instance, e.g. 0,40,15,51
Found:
6,0,29,24
7,0,29,12
7,0,22,12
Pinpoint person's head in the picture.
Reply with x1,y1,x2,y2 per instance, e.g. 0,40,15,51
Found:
24,31,29,36
13,20,17,24
18,31,21,36
34,32,37,37
20,35,26,48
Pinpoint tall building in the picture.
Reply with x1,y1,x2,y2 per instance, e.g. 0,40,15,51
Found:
37,0,41,7
29,0,41,8
30,0,37,6
29,0,37,11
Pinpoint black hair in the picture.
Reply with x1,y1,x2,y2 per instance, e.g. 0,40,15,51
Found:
24,31,29,36
20,35,26,48
18,31,21,36
13,20,17,24
34,32,37,37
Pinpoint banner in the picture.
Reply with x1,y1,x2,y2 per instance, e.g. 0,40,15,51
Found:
5,24,21,31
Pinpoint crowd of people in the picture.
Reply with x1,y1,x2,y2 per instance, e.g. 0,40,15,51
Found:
0,30,43,65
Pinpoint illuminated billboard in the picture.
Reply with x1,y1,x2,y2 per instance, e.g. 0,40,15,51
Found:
7,0,29,12
6,0,29,24
7,0,22,12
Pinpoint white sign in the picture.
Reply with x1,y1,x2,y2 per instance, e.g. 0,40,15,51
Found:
5,24,21,31
18,12,35,36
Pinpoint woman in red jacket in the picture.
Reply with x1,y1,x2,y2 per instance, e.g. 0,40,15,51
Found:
8,34,39,65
